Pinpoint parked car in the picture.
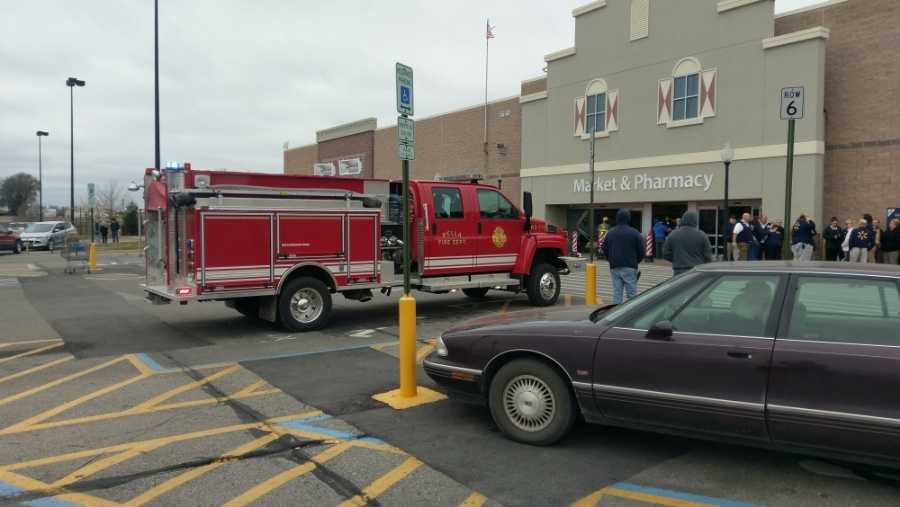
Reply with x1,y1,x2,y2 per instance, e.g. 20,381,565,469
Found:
0,226,24,254
425,262,900,469
20,221,77,251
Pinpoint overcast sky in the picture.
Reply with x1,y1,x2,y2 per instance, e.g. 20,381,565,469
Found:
1,0,827,207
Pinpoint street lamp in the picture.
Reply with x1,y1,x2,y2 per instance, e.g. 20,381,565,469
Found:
36,131,49,221
720,142,735,260
66,77,86,223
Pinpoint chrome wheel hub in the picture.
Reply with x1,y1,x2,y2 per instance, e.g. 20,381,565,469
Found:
539,273,556,300
290,288,323,324
503,374,555,432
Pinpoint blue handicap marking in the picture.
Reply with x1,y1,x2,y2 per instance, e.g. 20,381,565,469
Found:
400,85,411,105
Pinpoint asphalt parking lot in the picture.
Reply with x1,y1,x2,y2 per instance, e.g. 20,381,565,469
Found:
1,250,899,506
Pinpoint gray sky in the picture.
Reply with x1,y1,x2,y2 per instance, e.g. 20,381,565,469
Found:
1,0,827,207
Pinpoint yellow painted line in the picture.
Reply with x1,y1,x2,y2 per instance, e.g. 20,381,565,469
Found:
0,389,281,435
222,442,353,507
126,353,155,376
460,491,488,507
0,469,118,507
122,433,281,506
0,356,73,385
337,456,423,507
232,379,267,397
51,447,152,488
0,342,64,365
1,373,150,434
415,343,435,363
0,356,126,408
571,487,717,507
0,338,63,349
498,300,511,314
0,411,323,472
126,364,240,412
369,340,398,351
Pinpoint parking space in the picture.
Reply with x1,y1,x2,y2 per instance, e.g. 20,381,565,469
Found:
2,251,900,506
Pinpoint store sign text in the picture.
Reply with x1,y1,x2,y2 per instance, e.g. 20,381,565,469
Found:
573,173,714,194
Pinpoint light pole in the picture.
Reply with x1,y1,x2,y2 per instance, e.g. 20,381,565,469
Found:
585,114,598,305
36,131,49,221
66,77,85,223
720,143,735,260
154,0,161,173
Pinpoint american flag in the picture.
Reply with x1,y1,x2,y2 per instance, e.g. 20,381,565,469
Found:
486,20,495,39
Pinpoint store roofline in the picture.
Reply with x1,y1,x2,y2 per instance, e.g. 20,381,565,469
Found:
775,0,848,19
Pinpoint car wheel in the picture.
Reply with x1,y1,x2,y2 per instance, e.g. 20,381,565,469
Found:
232,298,260,319
278,277,332,331
13,241,22,254
462,288,489,299
488,358,576,445
526,263,560,307
47,239,54,252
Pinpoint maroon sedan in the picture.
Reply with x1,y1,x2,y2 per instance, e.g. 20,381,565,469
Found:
425,262,900,468
0,226,24,254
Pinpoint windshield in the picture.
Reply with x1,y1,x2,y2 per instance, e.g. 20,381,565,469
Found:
25,223,54,233
600,272,699,324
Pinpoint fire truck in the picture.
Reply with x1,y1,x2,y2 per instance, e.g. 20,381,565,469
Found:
141,163,574,331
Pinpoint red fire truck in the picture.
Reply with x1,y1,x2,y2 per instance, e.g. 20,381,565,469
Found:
141,163,574,331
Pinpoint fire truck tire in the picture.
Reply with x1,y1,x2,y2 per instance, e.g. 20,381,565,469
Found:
462,288,490,299
278,277,332,331
526,263,560,307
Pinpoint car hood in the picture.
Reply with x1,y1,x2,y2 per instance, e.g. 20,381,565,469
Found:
20,232,51,239
444,307,594,336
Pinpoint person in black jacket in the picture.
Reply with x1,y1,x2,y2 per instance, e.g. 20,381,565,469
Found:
765,221,784,260
601,209,644,304
823,217,846,262
882,218,900,265
663,211,712,276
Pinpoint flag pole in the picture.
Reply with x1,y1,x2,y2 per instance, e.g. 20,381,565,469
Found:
483,19,489,153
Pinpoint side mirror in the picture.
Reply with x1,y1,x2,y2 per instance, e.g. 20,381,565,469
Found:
646,320,674,341
523,191,533,232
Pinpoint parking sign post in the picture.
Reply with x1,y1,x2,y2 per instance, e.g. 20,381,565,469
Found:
397,62,417,398
780,87,804,259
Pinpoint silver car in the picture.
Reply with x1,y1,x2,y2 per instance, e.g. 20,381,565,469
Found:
20,221,77,251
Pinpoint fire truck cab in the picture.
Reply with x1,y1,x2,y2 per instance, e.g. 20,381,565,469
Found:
141,163,574,331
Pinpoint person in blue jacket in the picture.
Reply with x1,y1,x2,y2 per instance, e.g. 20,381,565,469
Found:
791,214,816,261
653,219,668,259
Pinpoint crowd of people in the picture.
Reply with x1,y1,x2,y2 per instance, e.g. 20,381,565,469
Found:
724,212,899,265
93,218,120,244
601,209,899,305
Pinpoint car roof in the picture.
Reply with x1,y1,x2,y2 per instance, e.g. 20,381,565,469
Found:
694,261,900,278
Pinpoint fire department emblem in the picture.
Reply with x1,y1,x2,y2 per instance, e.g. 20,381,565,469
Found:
492,226,508,248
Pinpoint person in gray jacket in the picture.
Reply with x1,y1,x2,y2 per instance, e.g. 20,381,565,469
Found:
663,211,713,276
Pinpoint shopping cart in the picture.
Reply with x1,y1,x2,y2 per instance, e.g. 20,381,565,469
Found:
61,237,90,274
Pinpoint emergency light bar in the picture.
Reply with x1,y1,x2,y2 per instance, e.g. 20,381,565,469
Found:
437,174,483,183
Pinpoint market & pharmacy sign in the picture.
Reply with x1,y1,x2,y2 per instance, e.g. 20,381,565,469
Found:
573,173,714,193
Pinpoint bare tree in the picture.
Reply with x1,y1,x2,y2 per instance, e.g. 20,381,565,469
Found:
96,181,124,222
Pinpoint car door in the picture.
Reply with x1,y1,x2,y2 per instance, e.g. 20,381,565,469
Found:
474,188,522,273
52,223,66,246
594,272,785,442
767,274,900,463
422,185,479,276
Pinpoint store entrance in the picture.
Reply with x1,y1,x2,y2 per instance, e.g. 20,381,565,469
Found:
652,203,688,231
565,207,643,254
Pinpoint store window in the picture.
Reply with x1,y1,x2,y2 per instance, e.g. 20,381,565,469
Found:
672,73,699,121
586,92,607,134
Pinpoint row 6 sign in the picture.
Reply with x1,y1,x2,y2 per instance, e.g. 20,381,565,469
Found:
781,86,804,120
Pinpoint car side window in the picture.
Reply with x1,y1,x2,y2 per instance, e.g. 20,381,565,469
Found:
621,278,708,330
669,275,781,337
431,187,463,219
476,189,518,220
786,276,900,346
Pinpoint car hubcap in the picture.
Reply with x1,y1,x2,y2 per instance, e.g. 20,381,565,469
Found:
539,273,556,300
290,288,323,324
503,374,555,432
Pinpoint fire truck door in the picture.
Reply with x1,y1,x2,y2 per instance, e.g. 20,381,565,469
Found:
348,214,379,283
422,185,478,275
474,188,521,272
201,213,273,290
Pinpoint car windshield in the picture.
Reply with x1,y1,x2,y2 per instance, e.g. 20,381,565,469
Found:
599,272,699,324
25,223,54,233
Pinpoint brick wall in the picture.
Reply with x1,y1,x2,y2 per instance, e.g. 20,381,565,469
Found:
317,131,375,178
373,97,522,203
284,144,317,175
777,0,900,222
521,77,547,96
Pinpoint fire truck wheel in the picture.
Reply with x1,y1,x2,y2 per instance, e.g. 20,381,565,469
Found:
279,277,332,331
462,288,490,299
526,263,560,307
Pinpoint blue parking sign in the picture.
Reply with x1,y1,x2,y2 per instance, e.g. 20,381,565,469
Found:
396,62,414,115
400,86,411,106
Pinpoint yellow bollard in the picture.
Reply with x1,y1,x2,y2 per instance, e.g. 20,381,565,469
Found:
585,262,597,306
398,295,418,397
89,242,97,272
